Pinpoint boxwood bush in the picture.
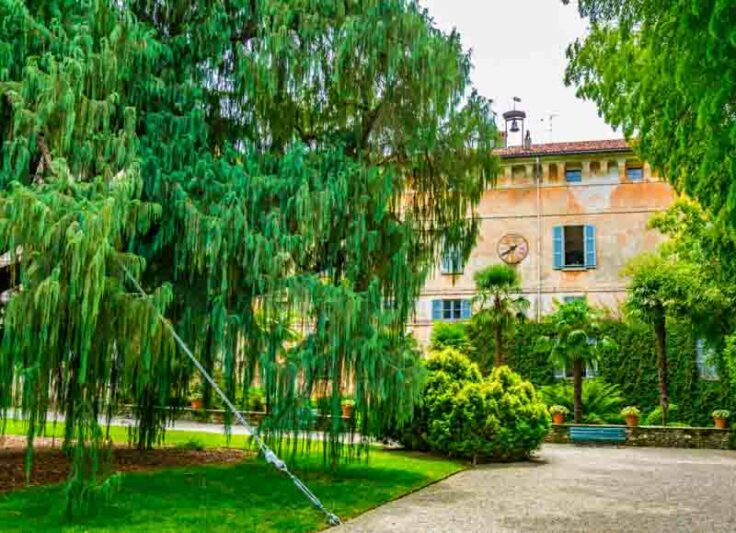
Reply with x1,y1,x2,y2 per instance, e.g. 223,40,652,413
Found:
400,348,550,463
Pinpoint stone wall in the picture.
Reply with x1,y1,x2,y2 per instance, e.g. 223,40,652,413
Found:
546,424,734,450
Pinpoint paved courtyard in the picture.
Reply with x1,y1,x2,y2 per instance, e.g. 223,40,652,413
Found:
334,444,736,533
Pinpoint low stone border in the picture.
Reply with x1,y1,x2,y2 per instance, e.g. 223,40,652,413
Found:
546,424,734,449
118,405,349,429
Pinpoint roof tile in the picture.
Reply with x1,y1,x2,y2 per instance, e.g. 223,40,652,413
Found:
495,139,631,158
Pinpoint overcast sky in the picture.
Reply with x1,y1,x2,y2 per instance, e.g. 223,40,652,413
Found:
419,0,619,144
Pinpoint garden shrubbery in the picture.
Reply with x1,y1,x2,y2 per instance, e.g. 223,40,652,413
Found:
398,348,550,463
540,379,624,424
460,317,734,426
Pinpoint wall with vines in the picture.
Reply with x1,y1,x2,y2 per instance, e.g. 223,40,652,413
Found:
465,318,734,426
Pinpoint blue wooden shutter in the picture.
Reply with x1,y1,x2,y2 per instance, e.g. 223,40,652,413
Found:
431,300,442,321
552,226,563,269
453,249,464,273
584,225,597,268
440,252,451,273
461,299,472,319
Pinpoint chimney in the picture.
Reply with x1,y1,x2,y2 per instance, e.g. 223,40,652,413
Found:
524,130,532,150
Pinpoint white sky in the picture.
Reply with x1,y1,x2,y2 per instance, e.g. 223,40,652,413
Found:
419,0,619,143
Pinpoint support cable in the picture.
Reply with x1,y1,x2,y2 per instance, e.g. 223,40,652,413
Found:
120,263,341,527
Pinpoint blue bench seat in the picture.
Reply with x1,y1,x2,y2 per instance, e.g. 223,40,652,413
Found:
569,426,626,443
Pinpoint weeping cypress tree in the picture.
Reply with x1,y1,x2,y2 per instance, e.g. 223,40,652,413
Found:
0,0,498,512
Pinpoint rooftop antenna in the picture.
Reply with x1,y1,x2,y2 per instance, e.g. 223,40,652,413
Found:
539,111,559,143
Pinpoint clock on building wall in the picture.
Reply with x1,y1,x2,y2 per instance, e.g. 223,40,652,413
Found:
497,234,529,264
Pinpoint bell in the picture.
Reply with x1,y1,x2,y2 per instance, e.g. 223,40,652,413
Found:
510,119,520,133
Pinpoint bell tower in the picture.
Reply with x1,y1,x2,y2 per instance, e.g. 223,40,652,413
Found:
502,96,526,148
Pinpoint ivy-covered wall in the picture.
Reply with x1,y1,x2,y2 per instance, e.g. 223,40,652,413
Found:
465,318,734,426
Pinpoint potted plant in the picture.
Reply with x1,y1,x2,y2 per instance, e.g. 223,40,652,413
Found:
712,409,730,429
549,405,569,424
188,379,204,410
246,386,266,413
341,398,356,418
621,406,640,427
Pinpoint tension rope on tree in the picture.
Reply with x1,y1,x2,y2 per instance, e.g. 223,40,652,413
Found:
0,0,499,518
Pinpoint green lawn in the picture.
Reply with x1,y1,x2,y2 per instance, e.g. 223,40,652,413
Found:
1,421,463,532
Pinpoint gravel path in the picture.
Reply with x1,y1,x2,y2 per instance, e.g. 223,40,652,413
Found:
334,444,736,533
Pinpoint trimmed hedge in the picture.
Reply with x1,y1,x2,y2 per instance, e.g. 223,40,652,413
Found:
464,318,735,426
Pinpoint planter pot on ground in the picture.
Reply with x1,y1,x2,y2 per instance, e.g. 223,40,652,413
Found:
341,404,354,418
714,417,728,429
190,399,204,410
625,415,639,427
552,413,565,425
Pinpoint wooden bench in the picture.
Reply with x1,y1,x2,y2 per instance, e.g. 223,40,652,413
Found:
569,426,626,444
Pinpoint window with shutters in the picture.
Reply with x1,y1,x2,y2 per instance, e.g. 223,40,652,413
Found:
553,225,597,270
565,164,582,183
564,225,585,267
431,299,471,321
440,245,463,274
626,164,643,181
554,360,598,380
696,339,719,380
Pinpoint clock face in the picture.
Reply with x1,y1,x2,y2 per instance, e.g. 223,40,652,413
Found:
497,234,529,264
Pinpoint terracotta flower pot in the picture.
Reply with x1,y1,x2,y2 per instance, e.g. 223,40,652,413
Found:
552,412,565,425
714,417,727,429
341,404,354,418
625,414,639,427
190,398,204,410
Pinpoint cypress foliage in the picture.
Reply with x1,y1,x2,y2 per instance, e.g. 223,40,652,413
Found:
0,0,498,511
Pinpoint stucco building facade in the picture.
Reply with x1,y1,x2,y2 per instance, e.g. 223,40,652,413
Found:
410,139,676,346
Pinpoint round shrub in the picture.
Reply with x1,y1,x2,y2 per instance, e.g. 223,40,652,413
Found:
403,349,550,463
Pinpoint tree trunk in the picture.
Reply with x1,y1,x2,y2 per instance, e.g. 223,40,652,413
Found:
494,295,503,367
494,324,503,367
654,312,669,426
572,359,584,424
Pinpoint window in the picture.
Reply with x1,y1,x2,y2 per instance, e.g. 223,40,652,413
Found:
607,160,619,179
548,163,559,180
563,225,585,267
554,360,598,380
590,161,602,177
563,295,585,304
696,339,719,380
553,225,597,270
626,165,644,181
440,245,463,274
512,165,527,179
431,299,471,321
565,168,582,183
382,299,397,311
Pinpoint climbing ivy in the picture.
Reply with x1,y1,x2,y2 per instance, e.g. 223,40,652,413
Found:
464,318,734,426
0,0,498,514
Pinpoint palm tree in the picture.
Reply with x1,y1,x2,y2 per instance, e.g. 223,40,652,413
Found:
537,299,615,424
621,253,712,426
473,264,529,367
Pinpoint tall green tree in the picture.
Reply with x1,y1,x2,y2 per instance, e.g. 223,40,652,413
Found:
564,0,736,224
621,253,726,425
472,264,528,368
537,299,614,423
0,0,498,512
